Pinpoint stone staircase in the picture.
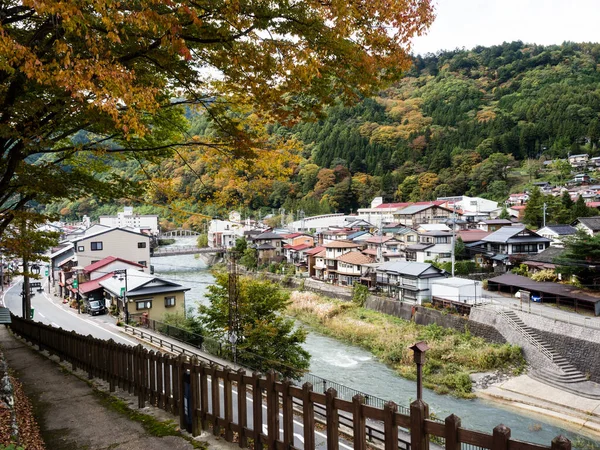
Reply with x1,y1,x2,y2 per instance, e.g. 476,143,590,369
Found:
499,310,600,399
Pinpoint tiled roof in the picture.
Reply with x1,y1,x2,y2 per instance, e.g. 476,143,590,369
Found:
365,236,394,244
577,217,600,231
305,246,325,256
83,256,143,274
336,251,374,265
323,240,359,249
78,273,114,294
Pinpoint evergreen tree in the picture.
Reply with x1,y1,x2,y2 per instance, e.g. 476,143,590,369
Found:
523,187,544,228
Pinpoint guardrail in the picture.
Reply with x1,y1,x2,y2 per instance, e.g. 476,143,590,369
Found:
479,301,600,331
497,310,554,361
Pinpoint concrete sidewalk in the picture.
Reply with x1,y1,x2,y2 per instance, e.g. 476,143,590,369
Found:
477,374,600,438
0,325,236,450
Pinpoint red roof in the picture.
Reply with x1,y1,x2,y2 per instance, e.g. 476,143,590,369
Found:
305,246,325,256
286,243,313,252
512,205,527,210
78,273,114,294
83,256,143,274
283,233,303,239
375,200,445,209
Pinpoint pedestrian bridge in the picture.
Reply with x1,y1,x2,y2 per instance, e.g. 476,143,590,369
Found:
159,229,202,238
151,246,225,257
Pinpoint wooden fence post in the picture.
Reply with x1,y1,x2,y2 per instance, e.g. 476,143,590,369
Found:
551,435,571,450
282,379,294,448
223,367,234,442
211,364,221,436
492,425,511,450
251,372,263,450
190,358,200,437
266,370,279,449
177,355,187,431
326,388,339,450
445,414,461,450
302,383,315,450
410,399,429,450
353,394,366,450
237,369,248,448
384,401,398,450
199,362,209,431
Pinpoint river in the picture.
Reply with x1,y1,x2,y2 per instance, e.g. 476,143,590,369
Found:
151,245,598,448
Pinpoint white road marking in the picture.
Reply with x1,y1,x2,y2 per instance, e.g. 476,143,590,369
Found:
37,312,45,318
38,281,136,345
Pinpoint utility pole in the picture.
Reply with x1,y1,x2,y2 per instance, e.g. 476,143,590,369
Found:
228,253,239,364
450,203,457,277
20,218,31,320
112,269,129,324
542,202,547,228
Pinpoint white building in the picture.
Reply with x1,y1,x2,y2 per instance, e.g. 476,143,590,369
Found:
287,213,355,232
208,219,245,249
438,196,498,223
99,207,159,235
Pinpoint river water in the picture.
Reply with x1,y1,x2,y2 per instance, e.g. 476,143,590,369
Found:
152,244,597,448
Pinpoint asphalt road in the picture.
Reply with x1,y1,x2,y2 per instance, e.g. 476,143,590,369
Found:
2,279,138,346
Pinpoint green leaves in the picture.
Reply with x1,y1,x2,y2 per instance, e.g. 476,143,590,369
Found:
199,273,310,378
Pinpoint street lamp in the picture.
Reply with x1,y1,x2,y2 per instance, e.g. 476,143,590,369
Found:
112,269,129,324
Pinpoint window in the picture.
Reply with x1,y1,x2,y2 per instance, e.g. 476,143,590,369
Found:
138,242,147,248
77,246,84,252
90,241,103,251
439,253,451,258
136,300,152,310
164,296,176,307
138,261,147,267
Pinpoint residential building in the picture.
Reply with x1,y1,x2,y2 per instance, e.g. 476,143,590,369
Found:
507,192,529,206
375,261,446,304
83,256,145,280
438,195,498,223
477,219,513,232
99,269,189,321
98,207,159,235
467,226,550,271
573,217,600,236
336,252,375,286
357,197,405,224
536,225,577,247
305,246,325,278
208,219,245,249
573,173,591,184
322,240,360,283
362,236,403,261
252,232,285,265
394,203,453,227
406,231,453,263
312,248,328,280
568,153,589,168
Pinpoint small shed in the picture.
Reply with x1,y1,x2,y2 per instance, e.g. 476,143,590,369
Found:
430,277,483,314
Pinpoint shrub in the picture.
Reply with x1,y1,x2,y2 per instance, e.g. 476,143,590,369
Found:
352,284,369,307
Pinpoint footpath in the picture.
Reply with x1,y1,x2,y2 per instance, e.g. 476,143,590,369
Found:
0,325,237,450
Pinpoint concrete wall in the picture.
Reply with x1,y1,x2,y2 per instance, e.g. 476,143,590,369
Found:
516,312,600,383
469,308,557,371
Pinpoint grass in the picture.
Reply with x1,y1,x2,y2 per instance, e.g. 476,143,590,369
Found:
288,291,525,398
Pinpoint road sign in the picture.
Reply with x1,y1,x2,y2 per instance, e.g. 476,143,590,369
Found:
45,269,49,277
72,279,78,289
120,287,126,296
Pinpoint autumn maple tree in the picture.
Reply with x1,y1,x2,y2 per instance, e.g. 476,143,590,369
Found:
0,0,434,233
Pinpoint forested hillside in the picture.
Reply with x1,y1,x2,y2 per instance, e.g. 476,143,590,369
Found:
49,42,600,226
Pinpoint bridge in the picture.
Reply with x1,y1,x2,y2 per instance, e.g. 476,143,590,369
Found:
151,246,225,257
159,229,202,238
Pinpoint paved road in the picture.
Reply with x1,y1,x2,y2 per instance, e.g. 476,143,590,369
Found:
2,279,138,346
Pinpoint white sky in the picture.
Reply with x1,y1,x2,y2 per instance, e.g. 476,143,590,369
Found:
410,0,600,55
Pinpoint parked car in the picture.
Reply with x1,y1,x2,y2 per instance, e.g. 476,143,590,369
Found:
86,300,107,316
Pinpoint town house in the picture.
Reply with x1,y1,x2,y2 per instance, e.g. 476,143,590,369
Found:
375,261,446,304
336,252,375,286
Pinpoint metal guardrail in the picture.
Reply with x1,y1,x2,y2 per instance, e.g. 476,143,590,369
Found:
497,310,554,361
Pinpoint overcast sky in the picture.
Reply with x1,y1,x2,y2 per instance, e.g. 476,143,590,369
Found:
410,0,600,55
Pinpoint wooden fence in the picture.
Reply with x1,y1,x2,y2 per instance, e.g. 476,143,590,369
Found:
7,315,572,450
